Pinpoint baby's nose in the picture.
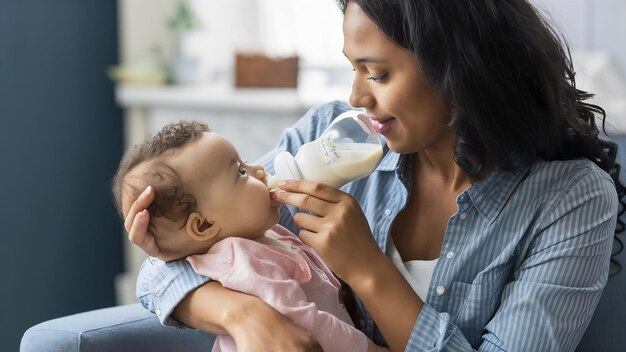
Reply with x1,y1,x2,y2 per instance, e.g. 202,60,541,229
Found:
254,169,266,180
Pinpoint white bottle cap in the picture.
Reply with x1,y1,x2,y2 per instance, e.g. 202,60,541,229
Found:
273,151,303,182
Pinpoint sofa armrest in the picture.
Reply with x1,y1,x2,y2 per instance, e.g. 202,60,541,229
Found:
20,303,215,352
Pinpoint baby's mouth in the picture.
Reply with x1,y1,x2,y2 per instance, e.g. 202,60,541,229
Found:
269,189,281,208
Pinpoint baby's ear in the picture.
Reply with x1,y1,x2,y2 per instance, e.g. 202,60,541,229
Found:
185,212,221,241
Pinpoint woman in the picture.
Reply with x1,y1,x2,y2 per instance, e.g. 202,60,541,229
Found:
125,0,624,350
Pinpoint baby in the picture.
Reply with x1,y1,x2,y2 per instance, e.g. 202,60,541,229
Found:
112,121,384,352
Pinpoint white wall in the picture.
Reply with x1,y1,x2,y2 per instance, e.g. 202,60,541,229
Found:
532,0,626,132
533,0,626,74
119,0,626,75
118,0,260,80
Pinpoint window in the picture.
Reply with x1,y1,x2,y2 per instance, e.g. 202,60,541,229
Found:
257,0,348,69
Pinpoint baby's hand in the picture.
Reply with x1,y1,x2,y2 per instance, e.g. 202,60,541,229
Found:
124,186,160,257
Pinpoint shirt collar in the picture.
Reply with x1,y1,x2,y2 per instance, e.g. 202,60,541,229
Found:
375,136,530,224
375,141,400,172
465,166,530,224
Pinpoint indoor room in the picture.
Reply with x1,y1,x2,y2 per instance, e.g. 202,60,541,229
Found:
3,1,625,351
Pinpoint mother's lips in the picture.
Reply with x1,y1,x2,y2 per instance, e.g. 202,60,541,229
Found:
371,117,396,134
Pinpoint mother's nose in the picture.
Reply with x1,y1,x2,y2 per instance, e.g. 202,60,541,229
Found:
349,78,375,109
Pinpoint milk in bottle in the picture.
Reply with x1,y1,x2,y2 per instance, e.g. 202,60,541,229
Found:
266,110,383,189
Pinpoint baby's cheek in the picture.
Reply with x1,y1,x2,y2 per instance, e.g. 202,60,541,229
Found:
251,190,273,219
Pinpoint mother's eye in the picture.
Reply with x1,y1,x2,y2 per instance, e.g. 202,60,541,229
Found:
238,166,247,176
367,72,389,82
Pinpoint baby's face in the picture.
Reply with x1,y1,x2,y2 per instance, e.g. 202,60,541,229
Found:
170,132,279,238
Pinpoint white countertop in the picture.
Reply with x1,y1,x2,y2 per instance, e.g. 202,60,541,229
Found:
116,81,352,114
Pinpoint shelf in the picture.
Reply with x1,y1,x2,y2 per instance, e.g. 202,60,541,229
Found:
116,81,352,115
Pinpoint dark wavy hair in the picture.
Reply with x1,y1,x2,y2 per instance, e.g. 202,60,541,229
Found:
337,0,625,274
111,121,209,242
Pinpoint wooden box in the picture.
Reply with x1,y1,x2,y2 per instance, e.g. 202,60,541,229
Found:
235,53,299,88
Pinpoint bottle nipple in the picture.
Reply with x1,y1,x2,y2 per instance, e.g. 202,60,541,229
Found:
265,174,280,191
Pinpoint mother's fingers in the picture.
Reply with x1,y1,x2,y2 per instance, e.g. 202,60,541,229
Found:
279,180,344,203
124,185,155,232
273,190,333,216
128,209,160,257
298,228,325,252
293,210,324,233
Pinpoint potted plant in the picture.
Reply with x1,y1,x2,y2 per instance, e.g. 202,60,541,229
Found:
168,1,202,84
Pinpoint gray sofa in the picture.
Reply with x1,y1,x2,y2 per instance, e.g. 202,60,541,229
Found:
20,303,215,352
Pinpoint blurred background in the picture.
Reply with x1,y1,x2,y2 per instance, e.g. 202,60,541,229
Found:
1,0,625,351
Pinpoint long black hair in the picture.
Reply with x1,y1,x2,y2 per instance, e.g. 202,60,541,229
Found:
337,0,625,274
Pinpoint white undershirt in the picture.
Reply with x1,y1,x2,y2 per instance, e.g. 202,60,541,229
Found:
386,238,439,302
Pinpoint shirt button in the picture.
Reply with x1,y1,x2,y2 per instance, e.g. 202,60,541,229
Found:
155,309,161,316
446,251,455,259
339,303,345,309
459,212,468,220
436,286,445,295
384,208,392,216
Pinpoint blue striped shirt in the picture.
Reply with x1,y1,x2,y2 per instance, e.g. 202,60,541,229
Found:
137,101,618,351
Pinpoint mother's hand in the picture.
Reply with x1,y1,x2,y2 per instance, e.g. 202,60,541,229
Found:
271,180,382,283
176,282,323,352
123,185,160,257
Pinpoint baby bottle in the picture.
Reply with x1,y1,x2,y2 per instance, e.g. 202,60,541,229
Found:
267,110,383,189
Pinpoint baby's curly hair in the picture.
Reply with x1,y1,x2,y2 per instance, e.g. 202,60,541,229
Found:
111,121,210,234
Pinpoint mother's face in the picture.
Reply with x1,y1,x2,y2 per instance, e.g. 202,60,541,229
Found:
343,2,453,154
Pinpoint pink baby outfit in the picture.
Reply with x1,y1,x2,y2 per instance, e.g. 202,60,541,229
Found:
186,224,368,352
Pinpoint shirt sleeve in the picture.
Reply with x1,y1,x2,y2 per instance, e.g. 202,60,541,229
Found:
406,168,618,351
134,100,352,327
136,258,210,328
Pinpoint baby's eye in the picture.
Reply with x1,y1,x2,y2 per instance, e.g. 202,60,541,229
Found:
238,166,247,176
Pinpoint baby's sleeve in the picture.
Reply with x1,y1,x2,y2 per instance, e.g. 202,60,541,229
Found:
136,258,210,328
